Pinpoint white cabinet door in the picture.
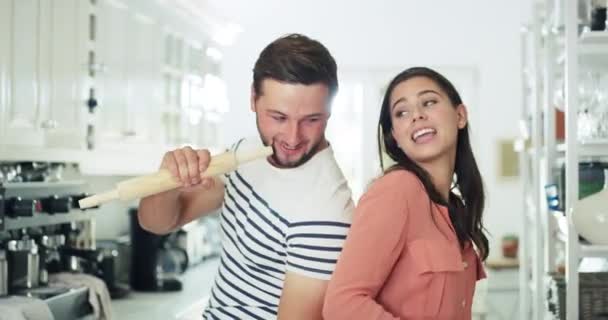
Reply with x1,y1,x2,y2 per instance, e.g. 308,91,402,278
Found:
0,0,46,147
43,0,87,149
96,0,164,148
0,0,11,144
125,12,163,145
96,0,129,144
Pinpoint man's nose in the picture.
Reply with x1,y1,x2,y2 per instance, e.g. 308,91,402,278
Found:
284,121,300,145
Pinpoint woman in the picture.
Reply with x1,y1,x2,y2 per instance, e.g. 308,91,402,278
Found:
323,67,489,320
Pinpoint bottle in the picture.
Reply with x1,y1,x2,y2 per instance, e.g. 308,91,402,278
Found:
572,168,608,245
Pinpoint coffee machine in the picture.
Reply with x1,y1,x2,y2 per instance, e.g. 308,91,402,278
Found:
128,208,187,292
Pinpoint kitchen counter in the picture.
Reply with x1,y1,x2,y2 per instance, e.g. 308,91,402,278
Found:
112,257,220,320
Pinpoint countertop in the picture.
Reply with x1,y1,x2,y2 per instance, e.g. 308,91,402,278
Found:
112,257,220,320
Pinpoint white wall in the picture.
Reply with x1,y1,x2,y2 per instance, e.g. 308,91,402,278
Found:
212,0,532,258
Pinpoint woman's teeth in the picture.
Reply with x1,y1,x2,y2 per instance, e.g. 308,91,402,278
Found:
412,128,436,142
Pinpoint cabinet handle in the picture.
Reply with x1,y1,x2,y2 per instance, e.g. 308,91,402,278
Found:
41,119,58,130
87,62,107,74
122,130,136,137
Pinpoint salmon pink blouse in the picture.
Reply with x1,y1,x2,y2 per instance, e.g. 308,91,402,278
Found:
323,170,486,320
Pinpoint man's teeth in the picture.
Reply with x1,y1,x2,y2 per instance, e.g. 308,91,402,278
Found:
412,128,436,140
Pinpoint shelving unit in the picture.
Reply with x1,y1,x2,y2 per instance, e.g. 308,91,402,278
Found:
518,3,546,319
519,0,608,319
1,170,97,248
3,212,95,231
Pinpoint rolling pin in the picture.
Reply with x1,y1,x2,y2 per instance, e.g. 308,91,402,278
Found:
78,144,273,209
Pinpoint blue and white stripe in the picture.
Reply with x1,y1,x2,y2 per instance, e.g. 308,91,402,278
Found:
203,170,351,320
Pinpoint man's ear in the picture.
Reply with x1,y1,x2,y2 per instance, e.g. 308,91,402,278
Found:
250,85,257,112
456,104,468,129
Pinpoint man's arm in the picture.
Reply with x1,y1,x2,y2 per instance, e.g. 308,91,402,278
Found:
138,147,225,234
277,272,328,320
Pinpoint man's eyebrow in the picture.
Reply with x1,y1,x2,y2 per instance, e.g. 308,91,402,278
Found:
303,113,325,119
266,109,287,116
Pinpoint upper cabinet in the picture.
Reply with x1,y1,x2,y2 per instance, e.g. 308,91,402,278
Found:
44,0,88,149
0,0,47,148
94,0,130,145
0,0,87,150
0,0,230,173
126,12,163,146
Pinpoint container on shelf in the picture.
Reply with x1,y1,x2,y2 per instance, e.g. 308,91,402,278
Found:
573,169,608,245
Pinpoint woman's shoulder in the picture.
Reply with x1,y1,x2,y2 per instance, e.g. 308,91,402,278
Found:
373,168,423,188
364,168,425,199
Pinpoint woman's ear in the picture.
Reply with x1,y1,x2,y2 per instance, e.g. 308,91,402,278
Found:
456,104,468,129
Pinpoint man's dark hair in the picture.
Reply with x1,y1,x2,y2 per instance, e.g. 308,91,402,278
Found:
252,33,338,100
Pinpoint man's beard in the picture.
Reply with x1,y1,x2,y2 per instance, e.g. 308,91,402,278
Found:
256,118,323,168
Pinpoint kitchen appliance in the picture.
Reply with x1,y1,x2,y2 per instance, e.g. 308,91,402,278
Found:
79,144,273,208
175,218,218,267
59,246,130,299
591,4,607,31
37,234,65,286
0,249,8,296
97,236,131,287
6,238,40,293
0,161,101,318
129,208,185,292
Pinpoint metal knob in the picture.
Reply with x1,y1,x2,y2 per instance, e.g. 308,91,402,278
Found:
6,198,36,218
40,196,72,214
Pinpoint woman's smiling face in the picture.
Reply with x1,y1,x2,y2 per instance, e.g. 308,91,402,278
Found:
389,76,468,164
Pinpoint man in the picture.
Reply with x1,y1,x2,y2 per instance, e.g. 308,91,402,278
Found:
138,33,354,320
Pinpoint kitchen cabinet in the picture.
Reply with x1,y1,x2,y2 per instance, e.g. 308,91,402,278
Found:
44,0,88,149
161,31,185,146
0,0,46,147
162,34,213,147
0,0,87,150
0,0,225,174
125,13,163,146
95,0,130,145
95,0,163,148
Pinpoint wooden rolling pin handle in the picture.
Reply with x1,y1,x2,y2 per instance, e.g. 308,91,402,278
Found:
78,145,272,209
77,189,119,209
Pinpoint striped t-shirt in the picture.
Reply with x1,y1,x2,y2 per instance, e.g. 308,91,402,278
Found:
203,137,354,320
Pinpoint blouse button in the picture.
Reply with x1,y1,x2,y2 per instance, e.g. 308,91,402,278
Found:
461,300,466,307
462,261,468,269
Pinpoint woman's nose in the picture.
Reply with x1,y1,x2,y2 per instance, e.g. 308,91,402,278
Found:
411,107,426,122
